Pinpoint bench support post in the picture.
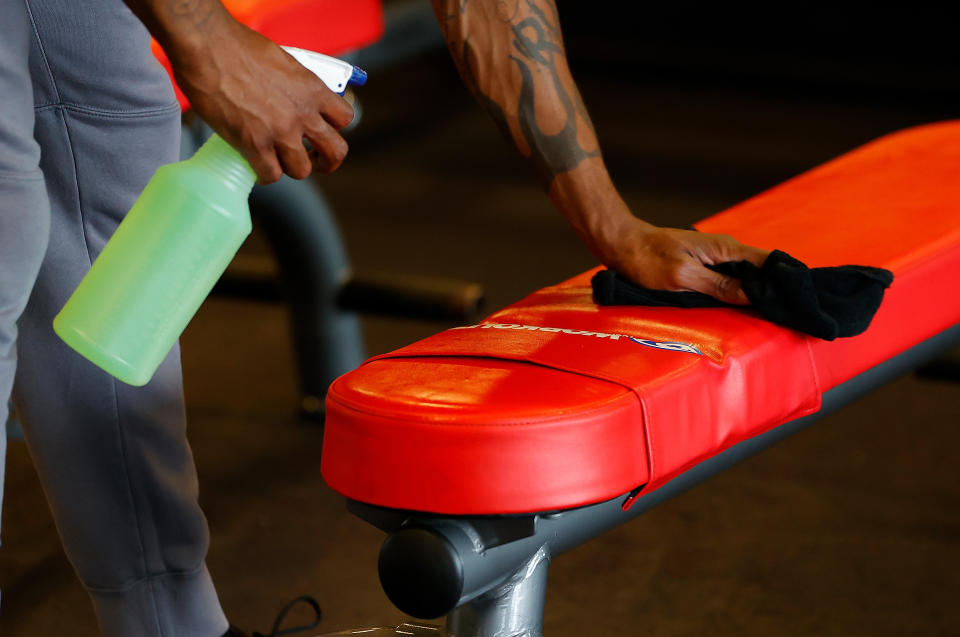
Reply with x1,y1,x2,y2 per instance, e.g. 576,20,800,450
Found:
445,547,550,637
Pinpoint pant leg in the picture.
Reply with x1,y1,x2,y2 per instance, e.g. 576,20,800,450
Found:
0,0,52,558
11,1,228,635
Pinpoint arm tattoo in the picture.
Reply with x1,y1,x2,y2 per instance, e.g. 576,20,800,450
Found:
447,0,600,188
509,1,599,186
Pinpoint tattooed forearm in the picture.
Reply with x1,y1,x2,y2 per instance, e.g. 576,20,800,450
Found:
435,1,724,294
512,50,600,186
432,0,600,188
520,0,560,42
459,41,515,144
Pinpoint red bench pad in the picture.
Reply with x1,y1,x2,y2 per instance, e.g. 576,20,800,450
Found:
322,122,960,515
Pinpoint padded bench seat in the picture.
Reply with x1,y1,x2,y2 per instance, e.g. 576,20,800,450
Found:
322,121,960,516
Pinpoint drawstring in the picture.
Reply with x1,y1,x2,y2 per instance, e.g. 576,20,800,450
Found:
252,596,322,637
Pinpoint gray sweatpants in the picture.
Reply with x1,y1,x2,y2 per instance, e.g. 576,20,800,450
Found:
1,1,229,635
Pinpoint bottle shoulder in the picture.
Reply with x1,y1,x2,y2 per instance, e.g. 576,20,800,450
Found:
150,159,252,218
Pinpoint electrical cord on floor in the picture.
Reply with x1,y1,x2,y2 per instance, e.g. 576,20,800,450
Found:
252,596,323,637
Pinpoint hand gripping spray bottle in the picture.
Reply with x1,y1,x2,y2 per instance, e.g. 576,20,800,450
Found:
54,47,367,386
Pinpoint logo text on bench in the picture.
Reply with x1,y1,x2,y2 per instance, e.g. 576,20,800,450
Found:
451,323,704,356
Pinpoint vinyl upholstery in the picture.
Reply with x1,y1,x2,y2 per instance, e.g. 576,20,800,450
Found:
323,122,960,515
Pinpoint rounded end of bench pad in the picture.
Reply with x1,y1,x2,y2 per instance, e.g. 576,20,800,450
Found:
323,356,646,515
379,526,464,619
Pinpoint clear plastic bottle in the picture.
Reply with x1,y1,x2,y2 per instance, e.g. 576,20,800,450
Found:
54,47,366,386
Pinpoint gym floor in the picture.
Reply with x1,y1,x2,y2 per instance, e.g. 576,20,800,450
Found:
2,12,959,636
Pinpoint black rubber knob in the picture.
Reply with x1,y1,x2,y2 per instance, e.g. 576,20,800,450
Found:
378,527,465,619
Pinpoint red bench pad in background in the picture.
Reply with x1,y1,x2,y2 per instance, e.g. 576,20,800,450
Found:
322,121,960,515
151,0,385,112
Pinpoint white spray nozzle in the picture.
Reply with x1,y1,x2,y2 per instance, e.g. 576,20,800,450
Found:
281,46,367,96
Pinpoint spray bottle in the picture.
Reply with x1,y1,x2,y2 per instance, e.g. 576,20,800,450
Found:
53,47,367,386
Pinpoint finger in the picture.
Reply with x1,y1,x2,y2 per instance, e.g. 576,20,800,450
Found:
707,272,749,305
317,92,356,131
680,264,750,305
303,116,349,173
714,234,770,267
242,136,284,185
739,245,771,267
275,135,313,180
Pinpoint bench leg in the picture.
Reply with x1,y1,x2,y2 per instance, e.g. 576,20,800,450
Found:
445,547,550,637
247,178,366,419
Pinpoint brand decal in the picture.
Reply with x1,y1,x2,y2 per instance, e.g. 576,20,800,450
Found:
451,323,703,356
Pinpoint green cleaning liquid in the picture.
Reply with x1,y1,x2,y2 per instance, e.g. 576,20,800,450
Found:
54,47,366,386
54,134,255,385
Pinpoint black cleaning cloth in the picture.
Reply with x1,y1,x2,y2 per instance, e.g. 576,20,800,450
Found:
591,250,894,341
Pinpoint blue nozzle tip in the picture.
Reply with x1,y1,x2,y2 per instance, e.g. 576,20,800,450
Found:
349,66,368,87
